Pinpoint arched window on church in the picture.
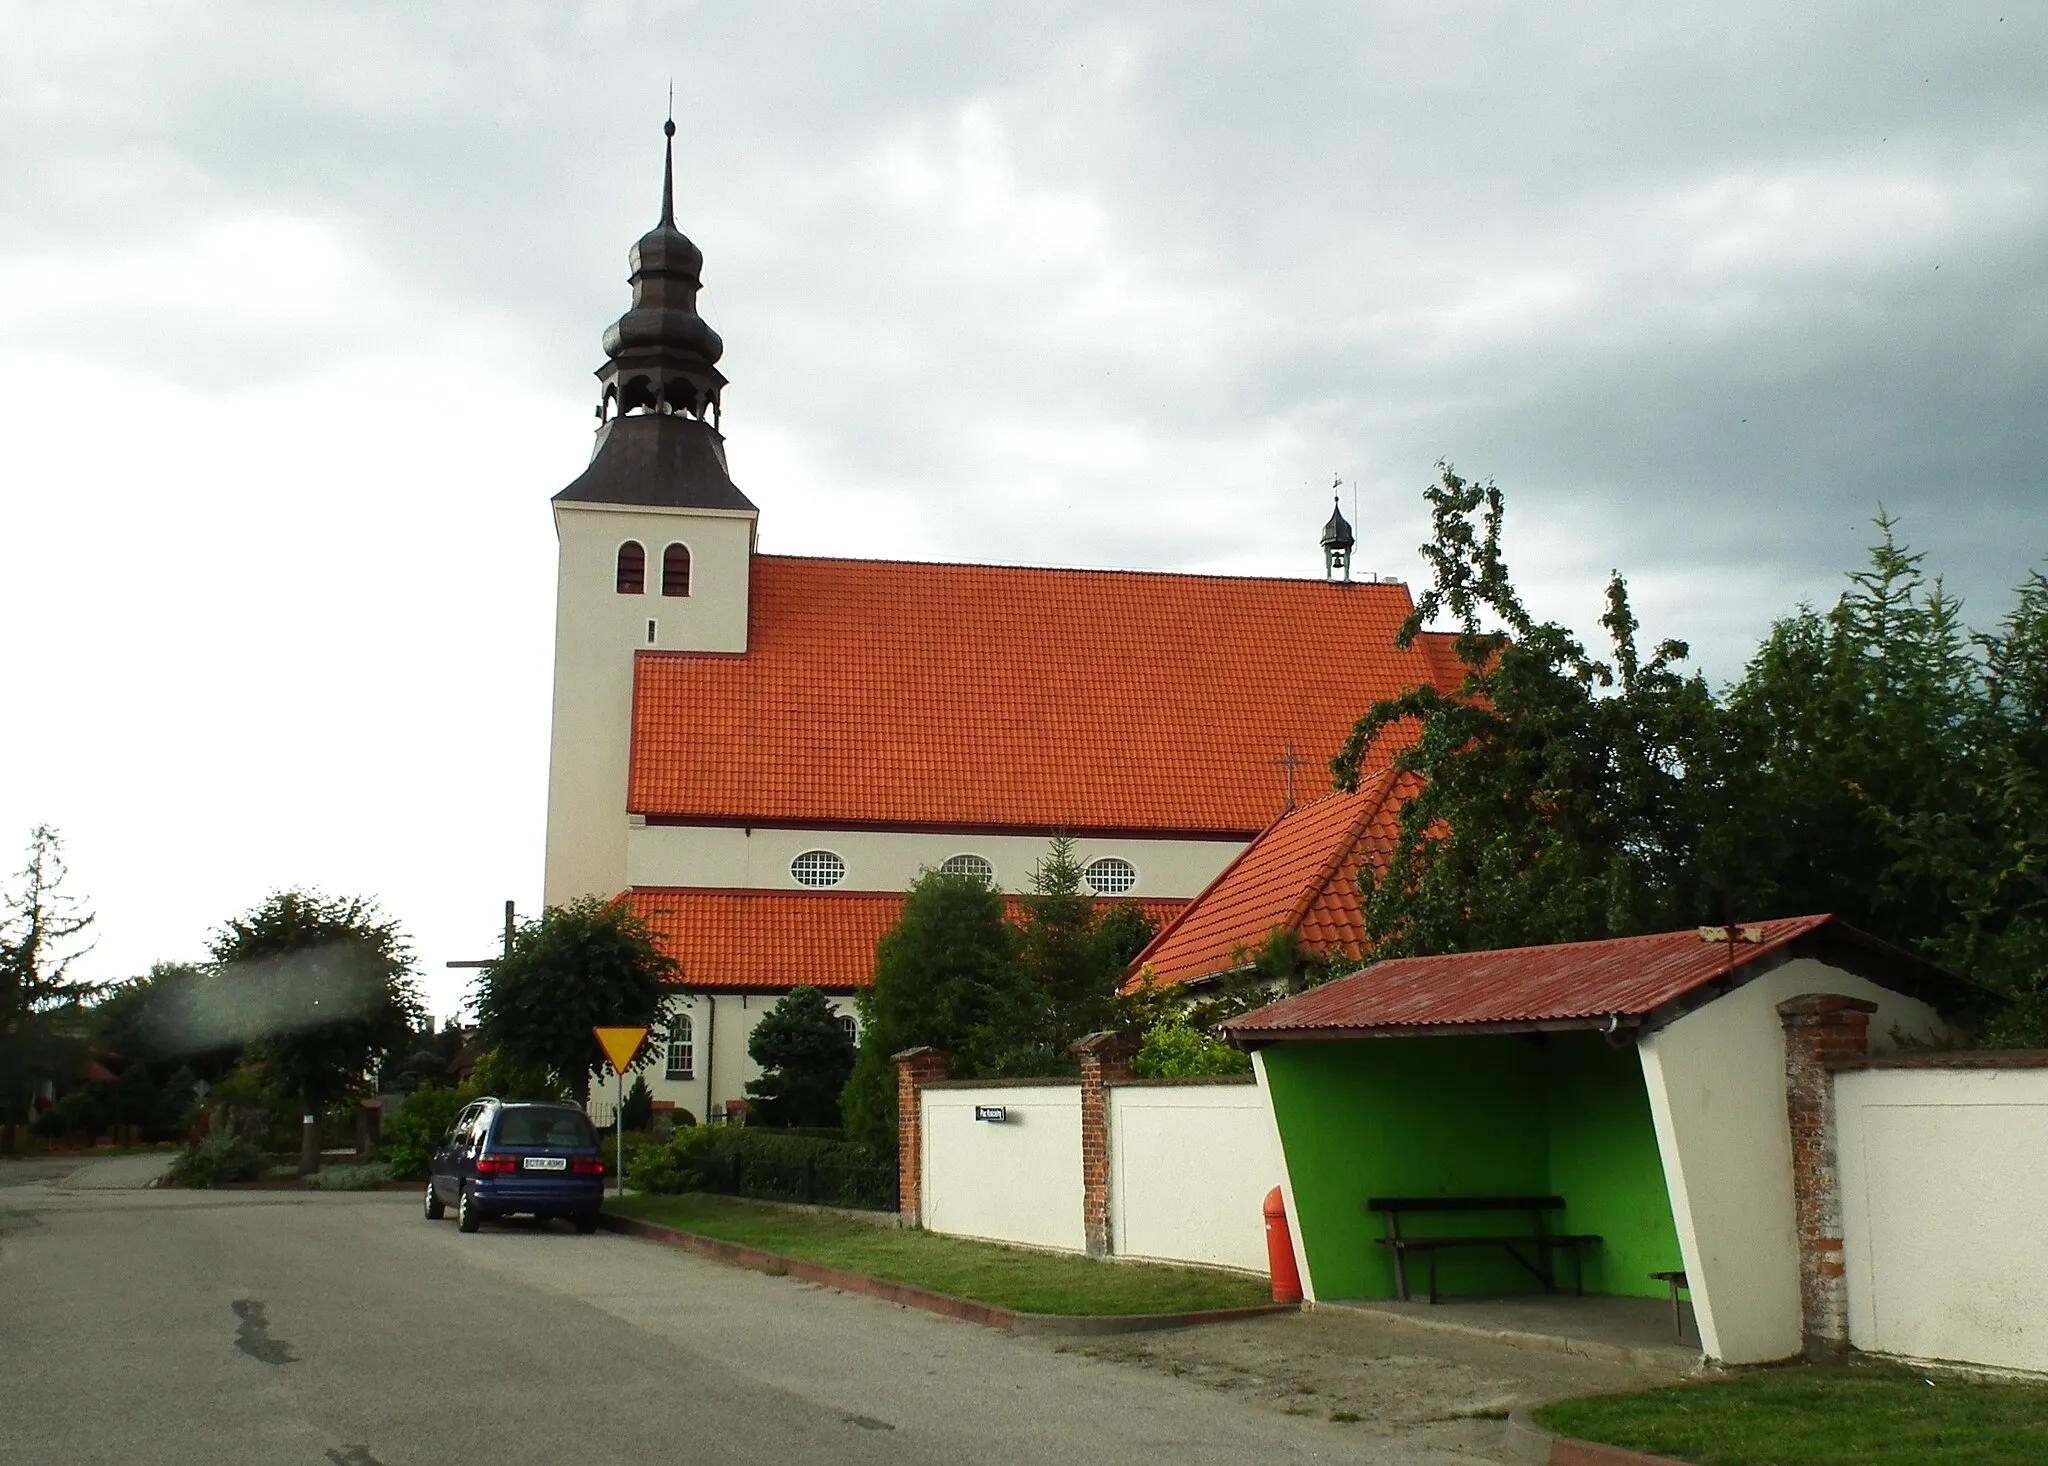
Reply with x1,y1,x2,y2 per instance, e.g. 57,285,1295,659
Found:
616,541,646,595
662,543,692,597
665,1016,694,1080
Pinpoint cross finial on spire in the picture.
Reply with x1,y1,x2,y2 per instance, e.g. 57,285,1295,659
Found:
1270,742,1310,811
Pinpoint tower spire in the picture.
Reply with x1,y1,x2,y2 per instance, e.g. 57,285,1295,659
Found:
660,108,676,228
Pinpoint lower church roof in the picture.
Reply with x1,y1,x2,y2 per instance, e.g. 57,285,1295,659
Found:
626,887,1189,992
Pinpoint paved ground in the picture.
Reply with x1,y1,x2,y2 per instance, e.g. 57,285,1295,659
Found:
0,1159,1682,1465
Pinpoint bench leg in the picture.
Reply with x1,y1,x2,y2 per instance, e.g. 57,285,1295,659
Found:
1428,1248,1439,1306
1669,1280,1683,1342
1390,1246,1411,1303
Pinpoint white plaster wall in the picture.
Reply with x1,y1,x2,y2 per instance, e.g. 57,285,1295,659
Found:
621,991,861,1126
1109,1082,1281,1273
1836,1066,2048,1372
543,497,755,906
921,1085,1085,1253
1637,959,1945,1365
1251,1049,1316,1303
627,824,1245,899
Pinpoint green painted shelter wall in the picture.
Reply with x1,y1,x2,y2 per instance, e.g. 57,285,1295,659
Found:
1539,1034,1685,1299
1261,1034,1682,1302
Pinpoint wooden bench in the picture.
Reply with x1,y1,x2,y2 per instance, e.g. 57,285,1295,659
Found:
1649,1269,1691,1343
1367,1195,1601,1304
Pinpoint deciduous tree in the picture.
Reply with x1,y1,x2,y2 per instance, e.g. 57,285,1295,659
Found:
0,827,101,1151
475,897,678,1105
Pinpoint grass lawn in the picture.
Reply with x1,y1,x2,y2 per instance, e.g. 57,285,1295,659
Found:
1533,1361,2048,1466
607,1193,1274,1317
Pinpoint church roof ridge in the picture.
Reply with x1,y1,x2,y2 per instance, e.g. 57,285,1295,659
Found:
751,551,1411,589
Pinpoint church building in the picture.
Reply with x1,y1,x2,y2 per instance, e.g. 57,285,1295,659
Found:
543,125,1466,1122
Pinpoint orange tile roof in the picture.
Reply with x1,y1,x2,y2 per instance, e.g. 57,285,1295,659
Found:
629,557,1463,834
1128,770,1417,989
1221,915,1961,1040
626,888,1188,992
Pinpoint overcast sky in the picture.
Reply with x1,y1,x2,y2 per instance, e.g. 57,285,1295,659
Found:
2,2,2042,1018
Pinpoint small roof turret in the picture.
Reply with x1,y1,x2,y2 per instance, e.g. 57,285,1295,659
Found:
1321,493,1355,582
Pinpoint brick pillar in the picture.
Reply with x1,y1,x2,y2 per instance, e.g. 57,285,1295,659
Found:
892,1047,948,1226
1777,994,1875,1359
1072,1031,1139,1258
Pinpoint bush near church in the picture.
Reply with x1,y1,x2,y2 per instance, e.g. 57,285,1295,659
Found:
745,986,856,1128
627,1125,894,1211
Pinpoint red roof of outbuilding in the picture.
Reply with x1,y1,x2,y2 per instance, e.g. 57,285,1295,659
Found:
1129,770,1418,989
628,556,1464,834
626,888,1188,992
1222,915,1953,1040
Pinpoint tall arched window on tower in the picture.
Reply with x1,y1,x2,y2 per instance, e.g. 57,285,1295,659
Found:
662,543,692,597
616,541,646,595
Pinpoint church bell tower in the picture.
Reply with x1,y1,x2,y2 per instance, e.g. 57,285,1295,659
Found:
543,120,759,906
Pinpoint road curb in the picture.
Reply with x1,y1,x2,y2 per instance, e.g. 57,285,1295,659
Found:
597,1213,1300,1335
1506,1409,1697,1465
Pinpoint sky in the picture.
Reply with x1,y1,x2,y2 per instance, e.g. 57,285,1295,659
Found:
2,2,2043,1019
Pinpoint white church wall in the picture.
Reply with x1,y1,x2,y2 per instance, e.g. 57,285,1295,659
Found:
625,823,1246,900
639,990,862,1125
544,498,756,907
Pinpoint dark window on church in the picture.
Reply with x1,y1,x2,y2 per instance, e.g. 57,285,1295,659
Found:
662,543,692,597
616,541,646,595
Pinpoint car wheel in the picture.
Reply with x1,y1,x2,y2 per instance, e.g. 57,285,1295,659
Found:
424,1179,445,1220
457,1183,482,1233
574,1211,598,1235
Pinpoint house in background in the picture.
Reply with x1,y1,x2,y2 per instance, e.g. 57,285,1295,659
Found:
542,126,1469,1120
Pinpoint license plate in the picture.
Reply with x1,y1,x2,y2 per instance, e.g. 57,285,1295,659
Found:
521,1156,568,1172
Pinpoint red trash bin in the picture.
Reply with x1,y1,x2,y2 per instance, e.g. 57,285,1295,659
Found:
1263,1186,1303,1303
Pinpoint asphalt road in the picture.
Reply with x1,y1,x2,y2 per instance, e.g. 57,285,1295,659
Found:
0,1163,1502,1466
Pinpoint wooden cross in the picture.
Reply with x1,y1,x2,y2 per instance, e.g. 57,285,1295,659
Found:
446,899,516,971
1270,744,1310,811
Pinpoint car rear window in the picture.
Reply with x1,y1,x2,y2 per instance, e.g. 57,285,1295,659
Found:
491,1108,596,1149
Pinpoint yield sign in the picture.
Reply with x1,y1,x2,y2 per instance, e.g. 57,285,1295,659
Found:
593,1026,650,1076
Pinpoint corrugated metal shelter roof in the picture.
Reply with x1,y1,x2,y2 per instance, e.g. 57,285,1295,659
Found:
1223,915,1959,1042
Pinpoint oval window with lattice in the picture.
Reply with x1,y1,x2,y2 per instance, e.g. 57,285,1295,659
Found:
790,850,847,888
1083,857,1138,895
941,853,994,884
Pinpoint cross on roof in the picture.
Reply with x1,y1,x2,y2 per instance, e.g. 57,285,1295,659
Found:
1270,743,1310,812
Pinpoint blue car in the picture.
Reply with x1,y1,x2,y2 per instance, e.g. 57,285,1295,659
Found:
425,1097,605,1234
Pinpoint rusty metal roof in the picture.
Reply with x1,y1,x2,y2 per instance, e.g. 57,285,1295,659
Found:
1222,915,1955,1041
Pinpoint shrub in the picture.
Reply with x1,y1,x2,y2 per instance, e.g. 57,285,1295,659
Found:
644,1125,895,1209
305,1163,392,1191
378,1083,465,1180
165,1133,264,1188
620,1073,655,1131
1130,1014,1251,1079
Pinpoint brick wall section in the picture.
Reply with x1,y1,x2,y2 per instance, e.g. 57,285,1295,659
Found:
892,1047,949,1226
1072,1031,1139,1257
1776,994,1876,1359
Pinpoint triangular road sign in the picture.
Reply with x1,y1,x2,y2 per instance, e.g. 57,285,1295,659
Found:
593,1026,650,1076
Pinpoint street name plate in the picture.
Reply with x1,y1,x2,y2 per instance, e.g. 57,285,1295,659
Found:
974,1105,1008,1123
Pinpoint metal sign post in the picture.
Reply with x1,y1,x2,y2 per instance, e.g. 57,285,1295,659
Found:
592,1026,651,1198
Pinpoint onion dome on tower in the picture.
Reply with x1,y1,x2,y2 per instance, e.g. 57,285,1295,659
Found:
555,119,756,512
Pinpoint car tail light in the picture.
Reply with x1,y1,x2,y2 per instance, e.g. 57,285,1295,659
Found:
571,1155,604,1176
475,1153,518,1174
